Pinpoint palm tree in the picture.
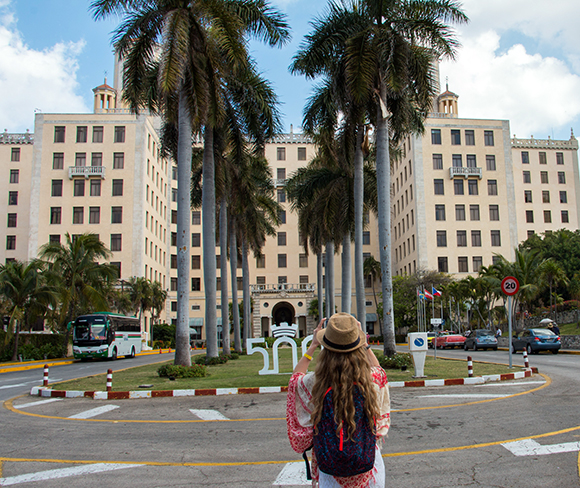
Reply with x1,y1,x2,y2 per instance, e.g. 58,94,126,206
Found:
363,255,382,331
539,259,569,320
128,276,153,331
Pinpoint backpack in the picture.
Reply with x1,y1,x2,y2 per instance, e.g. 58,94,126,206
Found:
308,385,375,478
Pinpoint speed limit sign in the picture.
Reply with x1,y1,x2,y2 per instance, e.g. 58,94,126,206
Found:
501,276,519,296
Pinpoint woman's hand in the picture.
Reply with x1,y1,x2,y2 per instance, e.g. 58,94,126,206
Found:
310,318,325,349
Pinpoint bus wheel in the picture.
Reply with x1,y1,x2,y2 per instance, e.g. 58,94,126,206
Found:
126,347,135,359
111,348,118,360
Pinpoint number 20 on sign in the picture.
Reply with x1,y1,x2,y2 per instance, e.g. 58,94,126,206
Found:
501,276,519,296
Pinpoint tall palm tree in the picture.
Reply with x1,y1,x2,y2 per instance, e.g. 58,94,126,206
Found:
539,259,569,320
363,255,382,331
128,276,153,330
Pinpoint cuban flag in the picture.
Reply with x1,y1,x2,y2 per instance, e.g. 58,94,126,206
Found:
432,287,442,297
423,289,433,300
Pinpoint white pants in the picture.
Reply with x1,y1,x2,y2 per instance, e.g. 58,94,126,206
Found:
318,445,385,488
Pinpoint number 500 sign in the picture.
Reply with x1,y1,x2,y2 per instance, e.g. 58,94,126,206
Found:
501,276,520,296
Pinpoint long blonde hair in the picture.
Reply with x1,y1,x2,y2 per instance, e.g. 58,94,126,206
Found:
311,347,379,441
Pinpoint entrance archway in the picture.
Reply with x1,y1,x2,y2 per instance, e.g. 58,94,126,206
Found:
271,302,295,327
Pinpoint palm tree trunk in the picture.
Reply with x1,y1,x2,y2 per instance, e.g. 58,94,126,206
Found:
376,83,396,357
175,89,192,366
317,252,324,323
242,239,251,344
10,310,20,362
341,235,351,313
219,198,230,355
325,241,335,318
230,219,241,352
354,126,366,324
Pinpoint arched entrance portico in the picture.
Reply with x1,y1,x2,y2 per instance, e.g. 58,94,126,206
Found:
271,301,295,327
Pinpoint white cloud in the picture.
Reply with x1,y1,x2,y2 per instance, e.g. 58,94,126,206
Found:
0,9,88,132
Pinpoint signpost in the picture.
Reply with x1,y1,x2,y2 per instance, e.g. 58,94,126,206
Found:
501,276,520,368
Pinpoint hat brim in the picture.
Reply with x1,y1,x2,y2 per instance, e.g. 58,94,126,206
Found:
316,327,366,353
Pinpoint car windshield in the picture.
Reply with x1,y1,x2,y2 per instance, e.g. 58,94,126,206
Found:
73,316,108,340
476,330,493,336
532,329,556,337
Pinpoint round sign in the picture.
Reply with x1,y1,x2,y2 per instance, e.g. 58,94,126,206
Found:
414,337,425,348
501,276,520,296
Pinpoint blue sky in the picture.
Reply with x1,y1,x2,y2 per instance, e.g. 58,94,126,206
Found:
1,0,579,142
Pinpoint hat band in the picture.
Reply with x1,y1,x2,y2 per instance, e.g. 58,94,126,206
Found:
323,335,360,351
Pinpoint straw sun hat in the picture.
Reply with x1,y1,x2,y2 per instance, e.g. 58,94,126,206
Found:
316,312,366,353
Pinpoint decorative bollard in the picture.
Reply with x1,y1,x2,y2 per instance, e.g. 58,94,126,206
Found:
523,349,529,369
467,356,473,377
43,364,49,387
106,369,113,392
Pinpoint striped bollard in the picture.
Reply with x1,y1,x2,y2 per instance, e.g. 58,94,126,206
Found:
467,356,473,377
523,349,529,369
106,369,113,392
43,364,49,387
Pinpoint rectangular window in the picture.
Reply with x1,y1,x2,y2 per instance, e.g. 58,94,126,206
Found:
491,230,501,246
51,179,63,197
279,210,286,224
471,230,481,247
278,254,287,268
191,278,201,291
432,154,443,170
437,257,448,273
7,213,17,228
6,235,16,250
72,207,84,224
473,256,483,272
92,126,103,143
112,179,123,196
451,129,461,145
170,232,177,246
524,190,532,203
452,154,462,168
172,166,177,180
54,126,65,143
8,191,18,205
171,210,177,224
53,152,64,169
111,206,122,223
75,153,86,167
49,234,60,244
465,130,475,146
487,179,497,195
434,179,444,195
114,126,126,143
73,179,85,196
50,207,61,224
486,155,496,171
436,230,447,247
192,233,201,247
171,255,177,269
544,210,552,223
489,205,499,221
562,210,569,223
90,179,101,196
468,179,478,195
466,155,476,168
277,189,286,203
277,147,286,161
256,254,265,268
527,230,535,239
556,152,564,165
435,204,446,221
172,189,178,202
170,277,178,291
297,147,306,160
76,126,87,143
454,179,464,195
11,148,20,162
539,152,547,165
299,254,308,268
540,171,549,184
91,152,102,166
470,204,480,221
256,276,266,285
192,255,201,269
558,172,566,184
560,191,568,204
521,151,529,164
523,171,531,183
110,234,122,251
89,206,100,224
363,231,370,245
277,168,286,180
455,204,466,221
278,232,287,246
431,129,441,145
542,190,550,203
192,211,201,225
484,131,494,146
457,230,467,247
458,256,468,272
526,210,534,223
113,152,124,169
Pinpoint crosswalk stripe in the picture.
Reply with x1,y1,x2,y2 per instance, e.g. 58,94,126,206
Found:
189,409,229,421
14,398,63,409
68,404,119,419
273,462,310,485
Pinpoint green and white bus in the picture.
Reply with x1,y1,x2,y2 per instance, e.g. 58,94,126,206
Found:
71,313,142,360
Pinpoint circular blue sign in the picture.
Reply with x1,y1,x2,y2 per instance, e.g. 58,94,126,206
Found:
414,338,425,348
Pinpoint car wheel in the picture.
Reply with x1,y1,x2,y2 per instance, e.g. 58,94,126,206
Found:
551,349,559,355
493,347,498,351
464,343,469,351
474,344,478,351
125,346,135,359
512,344,517,353
111,348,118,360
526,344,532,355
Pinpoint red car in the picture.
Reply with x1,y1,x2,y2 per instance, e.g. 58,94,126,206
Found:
434,333,466,349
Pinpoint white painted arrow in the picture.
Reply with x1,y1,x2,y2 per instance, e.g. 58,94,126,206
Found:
502,439,580,456
189,409,229,421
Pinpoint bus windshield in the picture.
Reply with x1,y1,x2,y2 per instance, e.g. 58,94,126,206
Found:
73,316,108,341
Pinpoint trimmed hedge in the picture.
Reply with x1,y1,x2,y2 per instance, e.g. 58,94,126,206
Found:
157,364,207,378
0,331,66,362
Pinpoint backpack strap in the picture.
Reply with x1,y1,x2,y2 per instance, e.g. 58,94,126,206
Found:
302,444,313,480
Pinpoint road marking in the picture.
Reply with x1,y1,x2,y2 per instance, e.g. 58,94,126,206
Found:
0,380,48,390
417,394,511,399
502,439,580,457
14,398,63,409
475,381,546,387
68,405,119,419
189,409,229,421
0,463,143,485
274,462,309,485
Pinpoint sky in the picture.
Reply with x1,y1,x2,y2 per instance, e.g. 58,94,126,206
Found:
1,0,579,142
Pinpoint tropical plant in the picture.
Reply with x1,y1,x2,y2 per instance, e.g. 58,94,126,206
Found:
363,255,382,330
538,259,569,320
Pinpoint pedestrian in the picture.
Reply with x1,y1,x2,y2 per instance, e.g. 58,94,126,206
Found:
496,327,501,339
551,322,560,335
286,312,391,487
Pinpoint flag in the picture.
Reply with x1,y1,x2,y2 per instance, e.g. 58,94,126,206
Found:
432,287,442,297
424,289,433,300
417,289,425,300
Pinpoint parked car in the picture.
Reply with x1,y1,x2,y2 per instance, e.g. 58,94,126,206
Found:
464,329,498,351
434,333,466,349
512,328,561,354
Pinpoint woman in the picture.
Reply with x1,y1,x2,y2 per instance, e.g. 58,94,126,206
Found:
287,312,390,487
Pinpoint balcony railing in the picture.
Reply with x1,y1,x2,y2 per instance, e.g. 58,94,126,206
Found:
449,167,482,179
69,166,106,179
250,283,315,293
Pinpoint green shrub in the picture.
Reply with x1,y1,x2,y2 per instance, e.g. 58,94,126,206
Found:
157,364,207,378
376,352,413,370
193,354,229,366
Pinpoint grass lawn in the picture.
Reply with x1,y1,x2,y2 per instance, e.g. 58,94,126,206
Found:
558,322,580,335
51,349,524,392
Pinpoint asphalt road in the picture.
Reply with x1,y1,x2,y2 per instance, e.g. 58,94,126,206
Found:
1,349,579,487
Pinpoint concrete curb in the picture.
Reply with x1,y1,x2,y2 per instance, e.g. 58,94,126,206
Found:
30,369,535,400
